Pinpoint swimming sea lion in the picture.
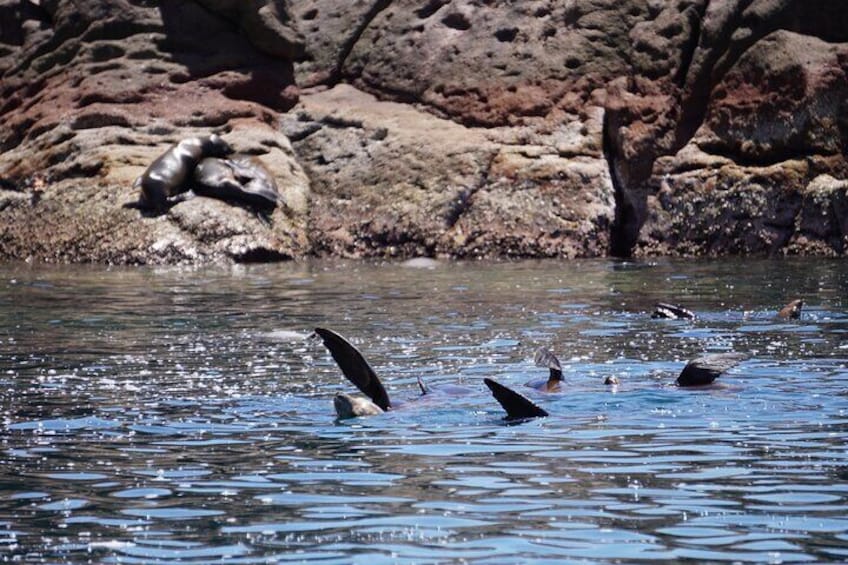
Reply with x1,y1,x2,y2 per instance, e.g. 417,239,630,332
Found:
315,327,391,418
525,347,563,392
333,392,384,419
651,303,695,320
315,327,476,419
777,299,803,320
676,352,747,387
135,134,233,212
193,156,279,211
484,378,549,420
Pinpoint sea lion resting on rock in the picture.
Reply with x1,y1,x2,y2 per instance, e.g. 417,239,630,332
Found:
135,134,233,212
193,156,279,211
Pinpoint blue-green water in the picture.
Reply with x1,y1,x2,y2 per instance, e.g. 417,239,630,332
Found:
1,258,847,563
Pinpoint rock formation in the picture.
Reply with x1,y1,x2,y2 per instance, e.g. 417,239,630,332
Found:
0,0,845,263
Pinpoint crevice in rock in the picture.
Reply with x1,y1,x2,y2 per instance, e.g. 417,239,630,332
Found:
603,110,636,258
330,0,392,86
673,4,706,87
444,151,497,230
232,247,293,263
673,0,760,152
697,143,824,167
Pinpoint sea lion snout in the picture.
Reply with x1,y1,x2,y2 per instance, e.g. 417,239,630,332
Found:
203,134,234,157
334,392,384,419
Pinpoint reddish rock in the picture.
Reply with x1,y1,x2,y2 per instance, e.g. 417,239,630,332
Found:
1,0,846,263
0,0,306,264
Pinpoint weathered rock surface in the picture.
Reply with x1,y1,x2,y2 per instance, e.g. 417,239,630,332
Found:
283,85,612,258
634,28,848,256
0,0,846,264
0,0,307,264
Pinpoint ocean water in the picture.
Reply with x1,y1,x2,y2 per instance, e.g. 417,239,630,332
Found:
1,257,846,563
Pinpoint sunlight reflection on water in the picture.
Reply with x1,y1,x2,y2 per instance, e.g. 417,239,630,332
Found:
1,257,847,563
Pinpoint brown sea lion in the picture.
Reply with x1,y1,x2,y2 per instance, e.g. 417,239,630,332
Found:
193,156,279,211
228,156,280,209
135,134,233,212
777,299,803,320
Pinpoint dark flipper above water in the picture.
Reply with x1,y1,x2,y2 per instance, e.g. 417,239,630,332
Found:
484,378,549,419
676,353,747,387
652,303,695,320
314,327,391,411
534,347,563,384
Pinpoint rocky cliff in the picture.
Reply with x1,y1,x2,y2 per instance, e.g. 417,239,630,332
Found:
0,0,845,264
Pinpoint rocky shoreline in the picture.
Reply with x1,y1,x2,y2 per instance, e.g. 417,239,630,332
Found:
1,0,846,264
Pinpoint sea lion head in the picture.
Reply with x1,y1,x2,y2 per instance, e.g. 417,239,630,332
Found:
333,392,384,419
201,134,234,158
778,299,803,320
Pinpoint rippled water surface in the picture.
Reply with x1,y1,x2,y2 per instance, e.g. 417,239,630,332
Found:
2,257,847,563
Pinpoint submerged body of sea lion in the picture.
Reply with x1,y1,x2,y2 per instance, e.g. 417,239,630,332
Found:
135,134,233,212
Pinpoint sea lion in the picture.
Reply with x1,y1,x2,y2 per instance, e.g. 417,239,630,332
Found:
676,352,747,387
651,303,695,320
484,378,549,420
525,347,563,392
604,375,620,386
334,392,384,419
135,134,233,212
228,156,280,209
777,299,803,320
315,327,473,419
193,156,279,211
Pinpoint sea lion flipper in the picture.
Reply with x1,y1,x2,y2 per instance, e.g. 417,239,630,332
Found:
652,303,695,320
534,347,563,383
676,352,747,387
417,376,430,395
484,378,549,420
315,327,391,411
